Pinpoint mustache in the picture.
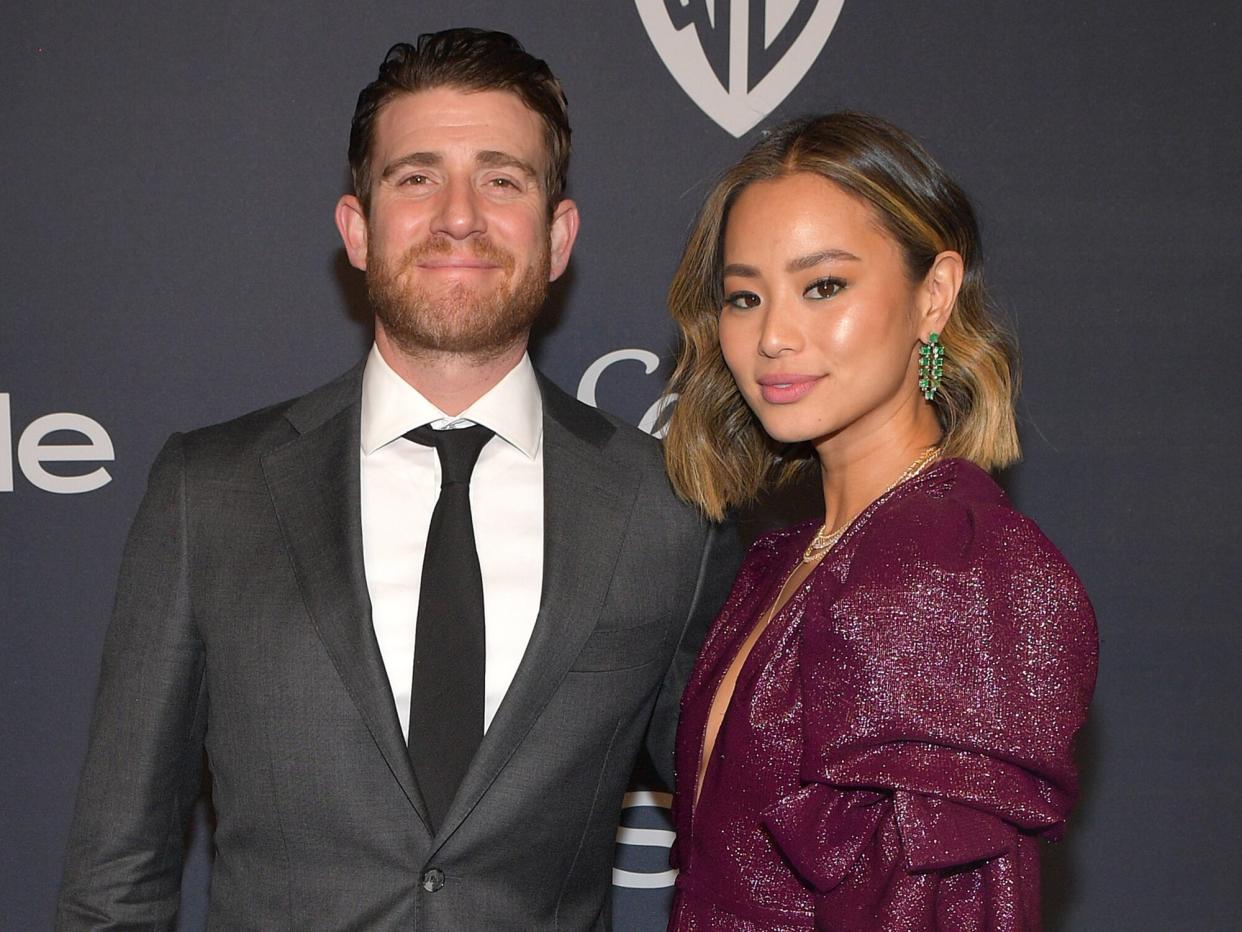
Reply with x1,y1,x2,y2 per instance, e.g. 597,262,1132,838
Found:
397,235,516,271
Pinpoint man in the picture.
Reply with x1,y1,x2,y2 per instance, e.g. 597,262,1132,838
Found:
57,29,740,931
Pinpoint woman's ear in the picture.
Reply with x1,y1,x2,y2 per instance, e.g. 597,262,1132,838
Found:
919,250,964,338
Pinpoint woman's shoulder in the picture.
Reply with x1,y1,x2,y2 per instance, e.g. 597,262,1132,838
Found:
735,517,817,574
749,516,819,551
836,459,1097,687
702,518,817,621
852,458,1089,602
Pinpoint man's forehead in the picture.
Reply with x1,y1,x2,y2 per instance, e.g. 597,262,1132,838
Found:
374,87,545,149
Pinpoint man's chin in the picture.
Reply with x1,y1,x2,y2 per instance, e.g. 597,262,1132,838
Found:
376,308,531,359
388,330,527,360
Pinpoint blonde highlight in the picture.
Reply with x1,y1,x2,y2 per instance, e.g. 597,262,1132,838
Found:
664,112,1020,520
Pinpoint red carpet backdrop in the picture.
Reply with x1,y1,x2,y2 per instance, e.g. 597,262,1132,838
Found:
3,2,1239,929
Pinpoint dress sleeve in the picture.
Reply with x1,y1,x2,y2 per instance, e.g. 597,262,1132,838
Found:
761,493,1097,896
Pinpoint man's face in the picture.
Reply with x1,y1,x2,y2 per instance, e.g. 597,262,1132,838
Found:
337,86,578,358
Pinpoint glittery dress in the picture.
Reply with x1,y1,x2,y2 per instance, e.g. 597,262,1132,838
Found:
668,459,1097,931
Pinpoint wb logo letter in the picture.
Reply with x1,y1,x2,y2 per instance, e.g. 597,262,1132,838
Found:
636,0,844,137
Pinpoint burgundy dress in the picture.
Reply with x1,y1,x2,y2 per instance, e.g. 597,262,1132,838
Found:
669,459,1097,931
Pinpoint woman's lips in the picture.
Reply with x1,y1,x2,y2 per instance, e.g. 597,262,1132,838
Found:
756,374,822,404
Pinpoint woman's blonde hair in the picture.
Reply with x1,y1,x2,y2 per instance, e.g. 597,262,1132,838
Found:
664,112,1021,520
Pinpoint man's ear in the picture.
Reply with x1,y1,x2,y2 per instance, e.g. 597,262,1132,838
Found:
547,198,580,282
919,250,964,338
335,195,369,271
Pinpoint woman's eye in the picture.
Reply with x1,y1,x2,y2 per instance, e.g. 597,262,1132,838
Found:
724,291,761,310
805,278,845,300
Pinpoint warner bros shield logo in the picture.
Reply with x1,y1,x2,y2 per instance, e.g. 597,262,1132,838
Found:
635,0,844,137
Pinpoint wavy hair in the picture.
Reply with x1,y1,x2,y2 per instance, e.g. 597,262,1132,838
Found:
664,112,1020,520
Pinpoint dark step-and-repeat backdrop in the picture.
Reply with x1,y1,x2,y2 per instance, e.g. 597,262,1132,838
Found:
3,3,1239,929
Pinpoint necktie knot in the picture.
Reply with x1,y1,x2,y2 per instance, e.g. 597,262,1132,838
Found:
406,424,494,487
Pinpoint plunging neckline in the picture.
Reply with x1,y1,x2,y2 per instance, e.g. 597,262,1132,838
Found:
691,536,825,815
688,459,953,822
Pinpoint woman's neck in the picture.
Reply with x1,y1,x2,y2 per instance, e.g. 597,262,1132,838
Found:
813,410,943,533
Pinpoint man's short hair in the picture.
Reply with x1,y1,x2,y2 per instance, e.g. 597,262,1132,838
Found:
348,28,572,215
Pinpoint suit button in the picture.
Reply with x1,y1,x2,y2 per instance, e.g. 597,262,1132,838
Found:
421,867,445,893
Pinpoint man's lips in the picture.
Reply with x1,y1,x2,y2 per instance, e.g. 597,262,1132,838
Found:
755,374,823,404
416,257,502,270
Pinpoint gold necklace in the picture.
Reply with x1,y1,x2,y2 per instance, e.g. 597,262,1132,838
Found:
801,446,942,563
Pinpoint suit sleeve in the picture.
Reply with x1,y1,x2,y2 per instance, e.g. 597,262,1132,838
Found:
56,434,208,931
761,498,1097,910
644,515,743,790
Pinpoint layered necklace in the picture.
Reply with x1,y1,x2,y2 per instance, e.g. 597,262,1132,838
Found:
801,446,942,564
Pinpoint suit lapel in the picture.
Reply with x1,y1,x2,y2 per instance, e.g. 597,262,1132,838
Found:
261,367,429,828
433,378,641,846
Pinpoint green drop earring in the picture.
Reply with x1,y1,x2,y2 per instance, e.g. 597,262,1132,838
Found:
918,332,944,401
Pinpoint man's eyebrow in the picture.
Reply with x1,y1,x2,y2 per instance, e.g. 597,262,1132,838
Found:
379,150,540,185
476,150,539,181
380,152,442,180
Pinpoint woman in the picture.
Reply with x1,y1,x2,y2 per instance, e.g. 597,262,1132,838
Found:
662,112,1097,930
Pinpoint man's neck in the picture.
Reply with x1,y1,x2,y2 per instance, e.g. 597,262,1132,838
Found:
374,327,528,416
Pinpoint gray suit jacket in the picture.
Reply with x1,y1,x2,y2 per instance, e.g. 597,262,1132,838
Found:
56,364,741,931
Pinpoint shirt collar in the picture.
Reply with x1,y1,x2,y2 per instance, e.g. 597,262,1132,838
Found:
360,343,543,459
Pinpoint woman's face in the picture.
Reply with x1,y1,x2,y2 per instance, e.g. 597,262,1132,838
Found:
718,172,928,448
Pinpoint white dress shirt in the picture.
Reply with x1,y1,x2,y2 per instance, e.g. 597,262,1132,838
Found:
359,344,544,737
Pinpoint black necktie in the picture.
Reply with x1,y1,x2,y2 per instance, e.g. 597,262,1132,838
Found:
405,423,494,832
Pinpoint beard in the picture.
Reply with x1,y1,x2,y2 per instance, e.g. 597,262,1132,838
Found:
366,233,550,359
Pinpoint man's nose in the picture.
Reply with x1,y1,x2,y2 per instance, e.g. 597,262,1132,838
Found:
430,178,486,240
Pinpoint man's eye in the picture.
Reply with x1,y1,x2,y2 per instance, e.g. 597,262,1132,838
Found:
488,177,519,189
724,291,761,310
398,173,429,186
805,278,845,300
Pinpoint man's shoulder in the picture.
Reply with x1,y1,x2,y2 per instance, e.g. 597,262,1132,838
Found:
537,371,664,468
176,363,362,470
